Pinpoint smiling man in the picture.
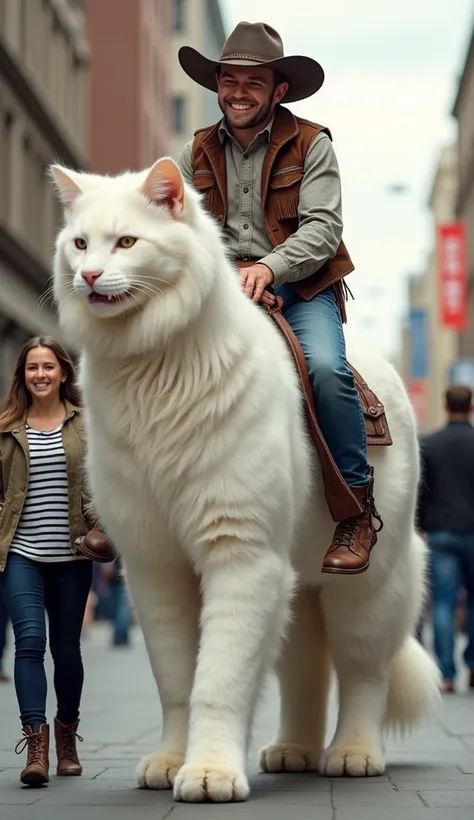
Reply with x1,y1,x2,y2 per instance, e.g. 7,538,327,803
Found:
177,22,381,576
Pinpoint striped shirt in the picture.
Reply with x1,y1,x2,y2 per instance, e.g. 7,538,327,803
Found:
9,424,77,563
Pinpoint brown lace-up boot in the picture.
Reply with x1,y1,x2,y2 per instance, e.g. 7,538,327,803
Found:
54,718,83,775
322,467,383,575
15,724,50,786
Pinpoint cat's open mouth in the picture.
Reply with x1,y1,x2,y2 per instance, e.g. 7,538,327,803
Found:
88,291,132,305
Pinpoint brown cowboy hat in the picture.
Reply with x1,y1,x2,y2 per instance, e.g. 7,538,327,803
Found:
178,21,325,104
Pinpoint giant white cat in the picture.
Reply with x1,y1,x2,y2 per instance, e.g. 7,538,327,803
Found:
51,158,440,804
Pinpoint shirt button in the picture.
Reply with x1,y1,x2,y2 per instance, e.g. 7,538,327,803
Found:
243,187,249,194
243,153,249,159
243,223,249,230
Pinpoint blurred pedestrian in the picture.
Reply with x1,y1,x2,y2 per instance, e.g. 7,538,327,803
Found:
418,384,474,693
0,337,97,786
102,557,133,647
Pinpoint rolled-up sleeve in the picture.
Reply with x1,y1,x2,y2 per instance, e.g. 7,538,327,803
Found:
177,140,194,186
259,132,343,288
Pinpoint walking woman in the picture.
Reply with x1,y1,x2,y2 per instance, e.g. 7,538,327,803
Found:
0,336,100,786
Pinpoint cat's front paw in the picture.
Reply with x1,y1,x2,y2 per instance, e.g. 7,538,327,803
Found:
136,752,184,789
173,764,249,803
259,741,320,773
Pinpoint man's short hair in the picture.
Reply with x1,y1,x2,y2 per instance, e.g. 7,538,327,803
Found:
445,384,472,414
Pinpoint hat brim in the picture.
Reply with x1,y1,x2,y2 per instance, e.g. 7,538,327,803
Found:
178,46,324,103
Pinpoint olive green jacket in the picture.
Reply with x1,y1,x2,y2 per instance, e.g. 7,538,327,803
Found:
0,401,94,572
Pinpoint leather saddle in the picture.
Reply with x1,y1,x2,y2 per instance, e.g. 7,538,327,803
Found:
263,295,392,522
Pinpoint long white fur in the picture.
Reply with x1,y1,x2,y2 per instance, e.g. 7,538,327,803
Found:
51,158,441,803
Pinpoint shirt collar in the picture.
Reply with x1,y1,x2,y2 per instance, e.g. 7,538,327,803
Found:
218,114,275,146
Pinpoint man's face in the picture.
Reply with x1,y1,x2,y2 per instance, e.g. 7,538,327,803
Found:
217,66,288,131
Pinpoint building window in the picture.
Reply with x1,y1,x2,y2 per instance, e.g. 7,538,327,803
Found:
172,96,186,134
172,0,186,32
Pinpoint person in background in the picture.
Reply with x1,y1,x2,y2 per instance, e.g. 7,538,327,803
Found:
0,591,10,682
104,556,133,647
0,337,95,786
418,384,474,693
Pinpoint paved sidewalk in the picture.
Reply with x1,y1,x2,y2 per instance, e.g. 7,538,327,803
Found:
1,624,474,819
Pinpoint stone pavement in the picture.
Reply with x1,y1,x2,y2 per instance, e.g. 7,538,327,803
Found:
1,623,474,820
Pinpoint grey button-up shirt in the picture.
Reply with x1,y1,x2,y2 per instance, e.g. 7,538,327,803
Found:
177,116,343,288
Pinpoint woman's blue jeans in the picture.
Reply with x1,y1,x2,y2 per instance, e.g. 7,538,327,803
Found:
0,552,92,727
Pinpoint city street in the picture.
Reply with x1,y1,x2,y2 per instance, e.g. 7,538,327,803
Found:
1,624,474,819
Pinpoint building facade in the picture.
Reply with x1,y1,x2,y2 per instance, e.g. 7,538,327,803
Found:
85,0,171,175
453,25,474,357
0,0,89,395
399,145,459,431
170,0,226,160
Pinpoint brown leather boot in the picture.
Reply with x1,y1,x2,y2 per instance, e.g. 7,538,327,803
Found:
54,718,83,775
15,724,50,786
322,468,383,575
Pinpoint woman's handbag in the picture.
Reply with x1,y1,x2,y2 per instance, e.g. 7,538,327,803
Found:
72,530,117,563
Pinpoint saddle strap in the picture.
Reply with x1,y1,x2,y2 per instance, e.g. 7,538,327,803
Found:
265,298,363,522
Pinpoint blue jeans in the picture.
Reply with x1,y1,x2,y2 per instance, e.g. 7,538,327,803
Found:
275,284,369,487
428,531,474,681
0,553,92,727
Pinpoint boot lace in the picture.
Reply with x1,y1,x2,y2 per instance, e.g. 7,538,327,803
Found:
370,496,383,533
333,518,358,549
331,493,384,554
58,723,83,760
15,729,43,762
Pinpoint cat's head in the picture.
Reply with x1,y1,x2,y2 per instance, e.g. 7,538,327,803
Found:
51,158,221,354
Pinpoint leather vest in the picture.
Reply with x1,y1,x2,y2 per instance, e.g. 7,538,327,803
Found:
190,105,354,315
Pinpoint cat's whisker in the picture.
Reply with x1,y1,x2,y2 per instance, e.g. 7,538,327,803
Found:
134,281,163,293
59,290,77,307
133,283,164,298
39,282,76,310
137,275,177,290
38,287,56,309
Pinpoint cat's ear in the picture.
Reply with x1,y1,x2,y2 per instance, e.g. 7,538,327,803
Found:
141,158,184,216
50,165,84,211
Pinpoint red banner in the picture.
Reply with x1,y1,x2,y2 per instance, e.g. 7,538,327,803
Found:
438,222,468,330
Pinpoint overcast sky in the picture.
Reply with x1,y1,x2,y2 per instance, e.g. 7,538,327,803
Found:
221,0,474,359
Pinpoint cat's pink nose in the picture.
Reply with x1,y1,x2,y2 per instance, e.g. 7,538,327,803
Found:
82,270,103,288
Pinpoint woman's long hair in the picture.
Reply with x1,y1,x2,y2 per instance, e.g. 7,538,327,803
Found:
0,336,82,429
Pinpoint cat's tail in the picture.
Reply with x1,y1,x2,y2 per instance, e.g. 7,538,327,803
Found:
384,635,441,732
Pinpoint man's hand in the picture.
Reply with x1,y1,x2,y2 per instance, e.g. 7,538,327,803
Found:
239,263,275,306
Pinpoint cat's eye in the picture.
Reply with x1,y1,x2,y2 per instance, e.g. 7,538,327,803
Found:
75,238,87,250
117,236,137,249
